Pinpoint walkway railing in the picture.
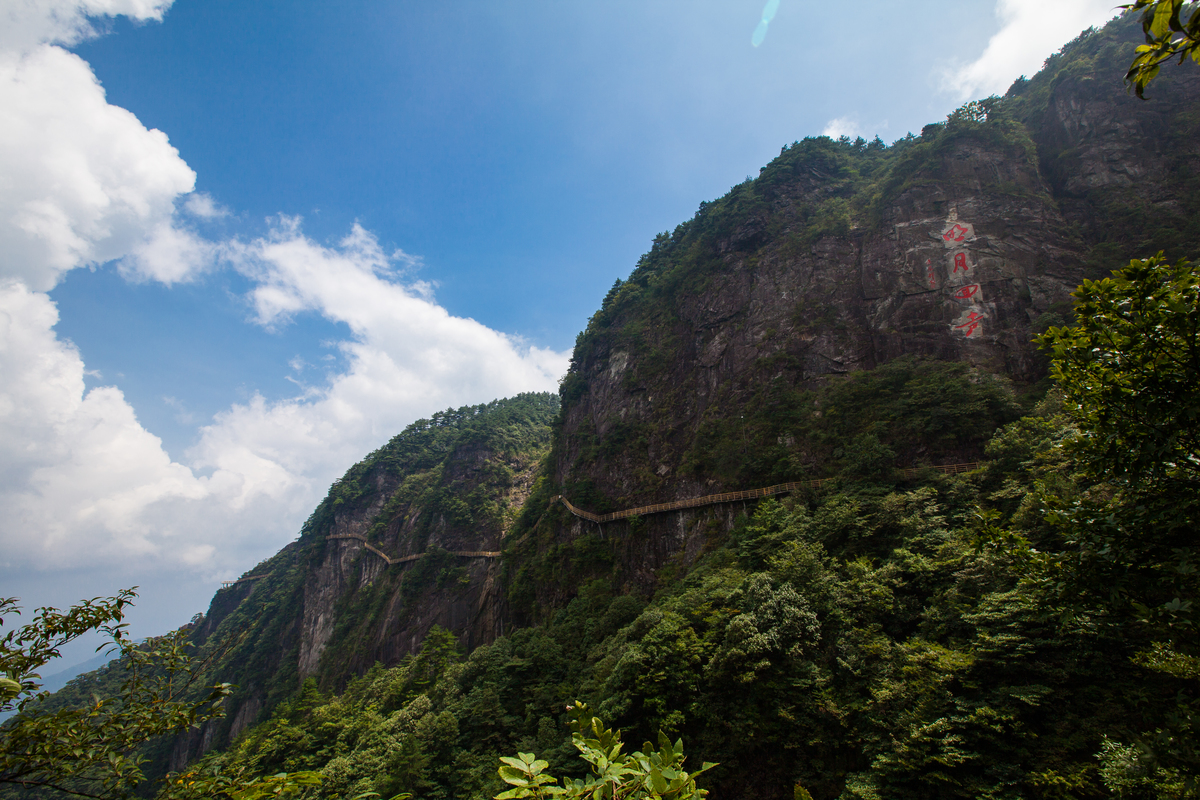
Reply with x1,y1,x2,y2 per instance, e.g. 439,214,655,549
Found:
326,462,983,562
220,573,271,588
325,533,501,566
554,462,981,524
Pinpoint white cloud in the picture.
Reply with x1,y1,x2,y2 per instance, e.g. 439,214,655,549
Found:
0,1,567,607
0,283,208,566
119,217,216,284
0,219,569,577
189,220,570,505
1,0,172,55
0,43,198,290
822,116,861,139
183,192,228,220
944,0,1120,100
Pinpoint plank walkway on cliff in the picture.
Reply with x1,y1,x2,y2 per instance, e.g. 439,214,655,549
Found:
324,533,501,566
323,462,981,565
552,462,981,524
220,573,271,588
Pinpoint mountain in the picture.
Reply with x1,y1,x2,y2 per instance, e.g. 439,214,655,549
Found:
163,392,559,770
27,14,1200,800
508,16,1199,616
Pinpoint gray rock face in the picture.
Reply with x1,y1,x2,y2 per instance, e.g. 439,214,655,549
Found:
296,442,538,681
553,43,1198,524
556,137,1083,506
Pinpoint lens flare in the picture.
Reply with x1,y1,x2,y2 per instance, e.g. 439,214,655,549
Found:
751,0,780,47
751,19,769,47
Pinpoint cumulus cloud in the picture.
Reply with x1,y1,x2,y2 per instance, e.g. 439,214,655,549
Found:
944,0,1120,100
0,1,567,598
0,283,208,567
0,218,568,575
1,0,172,55
188,220,569,507
118,218,216,284
183,192,228,220
0,40,199,290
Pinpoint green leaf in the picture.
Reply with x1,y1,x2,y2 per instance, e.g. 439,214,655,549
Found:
499,767,531,786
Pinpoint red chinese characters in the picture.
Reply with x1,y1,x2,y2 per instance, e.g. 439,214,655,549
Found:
954,311,984,336
942,223,970,243
953,252,970,273
952,284,979,300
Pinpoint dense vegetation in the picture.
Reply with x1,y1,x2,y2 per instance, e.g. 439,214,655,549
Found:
164,372,1197,798
140,250,1200,798
3,394,560,794
501,356,1025,624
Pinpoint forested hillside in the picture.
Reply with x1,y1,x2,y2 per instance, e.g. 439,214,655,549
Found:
157,353,1199,799
23,393,561,781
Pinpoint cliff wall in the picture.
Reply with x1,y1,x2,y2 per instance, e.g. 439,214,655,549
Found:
500,17,1200,614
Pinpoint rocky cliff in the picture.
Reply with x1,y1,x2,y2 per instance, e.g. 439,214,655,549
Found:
497,16,1200,614
166,393,557,768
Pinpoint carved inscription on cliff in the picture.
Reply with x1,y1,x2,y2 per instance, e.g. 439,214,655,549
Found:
935,215,989,340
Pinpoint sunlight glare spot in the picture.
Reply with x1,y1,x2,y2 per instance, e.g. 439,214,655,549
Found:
751,19,769,47
752,0,780,47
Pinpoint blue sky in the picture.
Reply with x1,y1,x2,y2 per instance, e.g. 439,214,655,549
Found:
0,0,1121,661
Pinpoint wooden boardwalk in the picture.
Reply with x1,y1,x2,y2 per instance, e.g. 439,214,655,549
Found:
553,462,981,524
220,573,271,588
325,462,982,564
325,533,501,566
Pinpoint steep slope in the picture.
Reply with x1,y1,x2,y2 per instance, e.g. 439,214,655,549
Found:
503,16,1200,616
164,392,558,768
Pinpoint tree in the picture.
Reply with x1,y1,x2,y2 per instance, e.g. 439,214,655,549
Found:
1037,254,1200,489
0,590,234,799
1,590,234,798
1012,256,1200,794
1026,254,1199,629
1124,0,1200,97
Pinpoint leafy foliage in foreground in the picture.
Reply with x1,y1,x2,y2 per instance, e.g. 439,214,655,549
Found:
0,591,231,799
1124,0,1200,97
495,703,713,800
